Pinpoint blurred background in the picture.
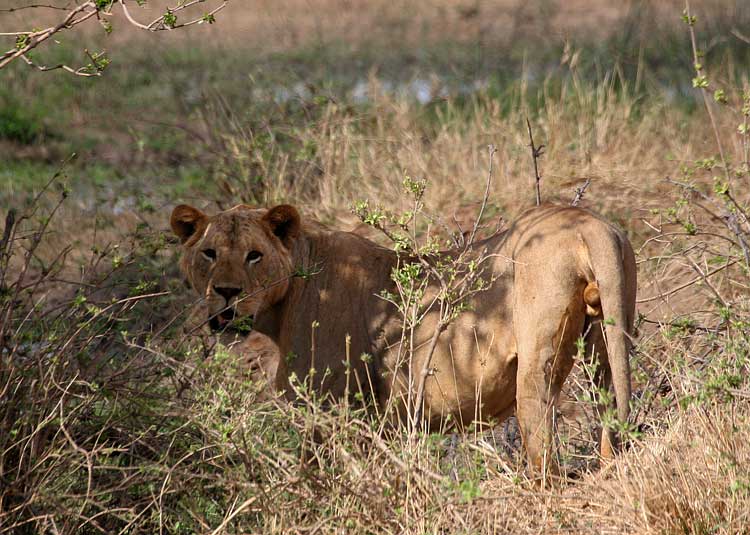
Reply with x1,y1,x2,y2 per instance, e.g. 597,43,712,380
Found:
2,0,749,223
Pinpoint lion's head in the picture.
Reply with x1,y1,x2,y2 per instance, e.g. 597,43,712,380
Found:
170,204,300,331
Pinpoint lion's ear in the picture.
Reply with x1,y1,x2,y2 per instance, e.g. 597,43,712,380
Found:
170,204,207,244
263,204,300,244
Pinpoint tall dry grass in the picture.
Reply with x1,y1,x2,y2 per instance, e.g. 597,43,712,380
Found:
209,72,689,236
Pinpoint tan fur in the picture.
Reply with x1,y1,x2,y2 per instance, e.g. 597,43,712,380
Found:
171,202,637,474
226,331,288,401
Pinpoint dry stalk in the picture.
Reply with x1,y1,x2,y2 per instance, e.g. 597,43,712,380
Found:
411,145,497,428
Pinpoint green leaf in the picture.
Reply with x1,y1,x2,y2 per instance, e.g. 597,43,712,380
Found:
163,9,177,28
692,75,709,89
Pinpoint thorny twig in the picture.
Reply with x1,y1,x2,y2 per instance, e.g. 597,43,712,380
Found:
571,179,591,207
667,177,750,269
0,2,97,71
684,1,730,185
0,4,70,13
0,209,16,281
526,117,545,206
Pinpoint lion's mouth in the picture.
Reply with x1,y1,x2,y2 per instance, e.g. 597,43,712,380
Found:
209,308,236,331
208,309,254,333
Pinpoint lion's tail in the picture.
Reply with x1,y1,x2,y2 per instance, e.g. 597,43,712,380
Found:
579,224,636,429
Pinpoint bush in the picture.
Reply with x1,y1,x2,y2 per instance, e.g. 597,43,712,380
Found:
0,100,42,144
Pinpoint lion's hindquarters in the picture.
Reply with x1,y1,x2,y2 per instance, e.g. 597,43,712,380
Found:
510,210,636,474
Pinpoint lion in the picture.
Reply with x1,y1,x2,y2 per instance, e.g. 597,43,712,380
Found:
170,202,636,474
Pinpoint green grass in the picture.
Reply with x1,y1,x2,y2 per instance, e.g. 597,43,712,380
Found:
0,160,61,197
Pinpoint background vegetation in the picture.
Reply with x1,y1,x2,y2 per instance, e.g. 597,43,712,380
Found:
1,0,750,533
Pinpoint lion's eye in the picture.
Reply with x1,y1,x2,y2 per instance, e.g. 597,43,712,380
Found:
246,250,263,264
201,249,217,261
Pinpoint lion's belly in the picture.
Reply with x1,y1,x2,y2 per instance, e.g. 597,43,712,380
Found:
376,275,520,428
420,315,519,427
423,356,518,427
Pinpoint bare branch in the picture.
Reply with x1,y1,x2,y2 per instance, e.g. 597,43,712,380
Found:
636,258,739,303
467,144,497,248
0,0,227,74
731,27,750,45
0,4,72,13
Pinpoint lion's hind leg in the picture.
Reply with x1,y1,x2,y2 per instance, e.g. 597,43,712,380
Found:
514,284,586,479
583,319,619,461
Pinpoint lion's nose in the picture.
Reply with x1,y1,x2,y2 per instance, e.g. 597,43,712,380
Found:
213,285,242,301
